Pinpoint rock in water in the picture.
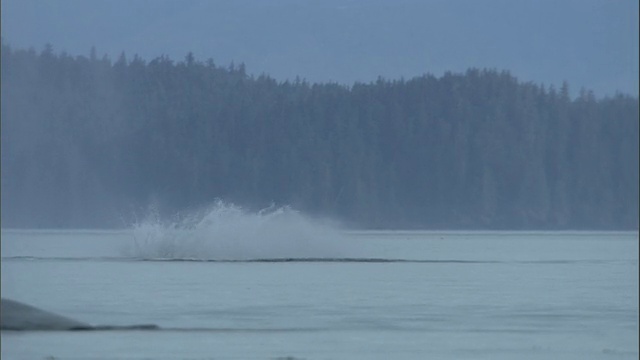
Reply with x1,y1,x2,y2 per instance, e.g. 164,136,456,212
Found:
1,298,159,331
1,298,92,330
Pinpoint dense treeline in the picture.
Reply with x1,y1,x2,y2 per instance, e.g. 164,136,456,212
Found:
1,43,638,229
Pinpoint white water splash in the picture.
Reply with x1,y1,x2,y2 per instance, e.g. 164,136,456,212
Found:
123,200,349,260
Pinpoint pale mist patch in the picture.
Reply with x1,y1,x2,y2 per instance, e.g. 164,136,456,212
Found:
121,200,350,260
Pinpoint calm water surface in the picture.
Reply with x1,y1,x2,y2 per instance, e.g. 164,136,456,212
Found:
1,230,638,360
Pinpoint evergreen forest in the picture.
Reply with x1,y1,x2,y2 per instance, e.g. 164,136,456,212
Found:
1,43,638,229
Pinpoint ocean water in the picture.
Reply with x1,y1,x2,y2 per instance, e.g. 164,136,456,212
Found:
1,206,638,359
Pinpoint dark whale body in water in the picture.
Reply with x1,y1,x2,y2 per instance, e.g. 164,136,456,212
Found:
1,298,159,331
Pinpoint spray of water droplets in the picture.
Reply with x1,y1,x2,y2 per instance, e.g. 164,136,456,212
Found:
123,200,349,260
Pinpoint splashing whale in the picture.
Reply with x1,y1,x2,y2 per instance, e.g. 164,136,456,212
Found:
0,298,159,331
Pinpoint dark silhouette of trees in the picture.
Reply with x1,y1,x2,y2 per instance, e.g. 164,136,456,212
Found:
2,42,638,229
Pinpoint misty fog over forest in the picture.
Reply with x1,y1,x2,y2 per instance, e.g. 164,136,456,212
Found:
1,41,638,230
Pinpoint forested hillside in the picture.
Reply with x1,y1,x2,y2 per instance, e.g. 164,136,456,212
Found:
1,43,638,229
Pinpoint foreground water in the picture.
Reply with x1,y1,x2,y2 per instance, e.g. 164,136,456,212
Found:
1,228,638,359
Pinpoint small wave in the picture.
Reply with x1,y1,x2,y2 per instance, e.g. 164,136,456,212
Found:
125,326,329,333
3,256,630,265
1,324,331,333
1,255,496,263
1,256,137,262
138,257,501,264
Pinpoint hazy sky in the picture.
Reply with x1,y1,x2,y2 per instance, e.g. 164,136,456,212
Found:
2,0,638,97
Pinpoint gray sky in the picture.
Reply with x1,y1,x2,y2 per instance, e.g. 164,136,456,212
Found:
2,0,638,97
